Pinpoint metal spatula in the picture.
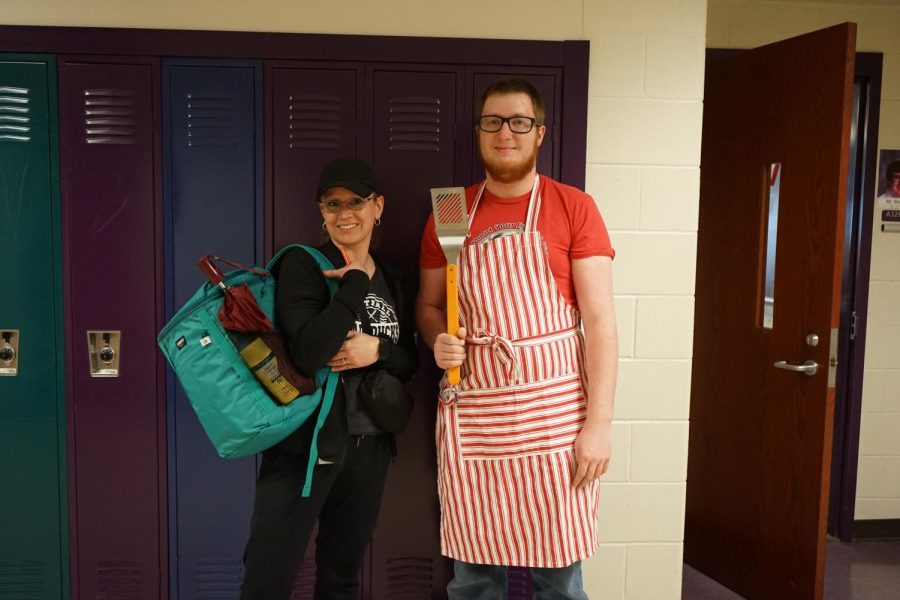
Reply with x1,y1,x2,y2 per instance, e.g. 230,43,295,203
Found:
430,186,469,386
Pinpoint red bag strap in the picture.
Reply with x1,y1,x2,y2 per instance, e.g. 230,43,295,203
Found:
196,254,270,288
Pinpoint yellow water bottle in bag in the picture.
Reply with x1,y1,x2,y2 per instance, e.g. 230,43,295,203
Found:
239,337,301,405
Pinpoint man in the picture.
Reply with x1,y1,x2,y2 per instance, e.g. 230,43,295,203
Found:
416,78,618,598
877,159,900,201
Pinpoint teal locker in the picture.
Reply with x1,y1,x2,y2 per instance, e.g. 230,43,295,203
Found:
0,54,68,599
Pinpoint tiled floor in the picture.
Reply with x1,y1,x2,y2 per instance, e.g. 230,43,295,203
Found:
682,539,900,599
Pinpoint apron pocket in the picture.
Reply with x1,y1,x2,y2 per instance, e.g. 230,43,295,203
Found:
454,372,586,460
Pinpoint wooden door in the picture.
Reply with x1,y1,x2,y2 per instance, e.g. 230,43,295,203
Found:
0,54,68,600
686,24,856,600
59,57,166,600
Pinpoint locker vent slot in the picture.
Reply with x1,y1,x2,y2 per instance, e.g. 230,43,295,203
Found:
84,89,136,145
193,558,242,598
0,559,47,598
290,559,316,599
186,93,239,148
96,559,143,599
385,556,434,598
389,96,441,152
0,86,31,143
288,94,341,150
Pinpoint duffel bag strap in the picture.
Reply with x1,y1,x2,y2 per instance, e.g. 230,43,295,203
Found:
197,254,270,288
290,244,340,497
300,369,341,497
267,244,339,296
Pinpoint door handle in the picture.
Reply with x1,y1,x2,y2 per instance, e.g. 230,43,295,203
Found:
773,359,818,376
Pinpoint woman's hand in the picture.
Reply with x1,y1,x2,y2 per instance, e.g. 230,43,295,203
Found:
328,331,379,371
322,263,368,280
323,245,370,280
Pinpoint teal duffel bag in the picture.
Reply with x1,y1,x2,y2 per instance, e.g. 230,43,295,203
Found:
158,244,338,496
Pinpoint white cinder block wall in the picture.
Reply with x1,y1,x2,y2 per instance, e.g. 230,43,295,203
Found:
582,2,704,598
708,0,900,523
4,1,708,597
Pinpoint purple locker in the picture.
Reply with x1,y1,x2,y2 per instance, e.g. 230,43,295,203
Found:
269,64,364,598
59,58,166,600
269,64,461,599
268,64,361,255
368,67,462,600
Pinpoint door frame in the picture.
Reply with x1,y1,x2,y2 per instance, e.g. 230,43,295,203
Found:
829,52,882,542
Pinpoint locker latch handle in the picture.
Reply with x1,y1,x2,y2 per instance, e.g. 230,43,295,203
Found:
88,330,121,377
0,330,19,376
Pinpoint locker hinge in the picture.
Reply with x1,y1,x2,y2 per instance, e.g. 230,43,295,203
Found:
849,311,858,341
828,327,839,389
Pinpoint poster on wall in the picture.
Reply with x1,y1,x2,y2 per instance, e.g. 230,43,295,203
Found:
877,149,900,232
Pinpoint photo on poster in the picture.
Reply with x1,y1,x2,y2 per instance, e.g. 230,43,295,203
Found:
877,150,900,231
877,149,900,203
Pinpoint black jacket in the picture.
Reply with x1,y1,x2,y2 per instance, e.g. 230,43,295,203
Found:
270,241,417,460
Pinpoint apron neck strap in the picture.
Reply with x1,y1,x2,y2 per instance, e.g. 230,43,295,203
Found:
470,175,542,232
524,175,541,231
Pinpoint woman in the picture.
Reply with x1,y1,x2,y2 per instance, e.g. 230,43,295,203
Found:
240,157,417,600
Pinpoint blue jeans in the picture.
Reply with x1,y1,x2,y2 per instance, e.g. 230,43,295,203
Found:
447,560,590,600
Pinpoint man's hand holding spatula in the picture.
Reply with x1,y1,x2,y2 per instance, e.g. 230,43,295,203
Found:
432,326,467,371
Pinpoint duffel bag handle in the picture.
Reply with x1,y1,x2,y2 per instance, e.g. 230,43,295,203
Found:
197,254,270,289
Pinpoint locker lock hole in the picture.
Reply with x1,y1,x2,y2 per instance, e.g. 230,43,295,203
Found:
0,330,19,376
87,330,121,377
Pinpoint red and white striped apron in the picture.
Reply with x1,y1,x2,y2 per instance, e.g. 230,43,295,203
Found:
437,175,600,568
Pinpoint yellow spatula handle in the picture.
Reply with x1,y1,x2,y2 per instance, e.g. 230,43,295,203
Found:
446,263,460,386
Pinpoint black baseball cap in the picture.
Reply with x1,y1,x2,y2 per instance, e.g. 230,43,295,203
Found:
316,157,380,198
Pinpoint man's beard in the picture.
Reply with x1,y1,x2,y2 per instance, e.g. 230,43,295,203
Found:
479,137,540,184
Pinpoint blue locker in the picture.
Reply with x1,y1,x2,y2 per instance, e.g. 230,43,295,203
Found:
162,60,263,599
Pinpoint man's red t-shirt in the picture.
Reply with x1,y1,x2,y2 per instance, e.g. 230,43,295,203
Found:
420,176,615,309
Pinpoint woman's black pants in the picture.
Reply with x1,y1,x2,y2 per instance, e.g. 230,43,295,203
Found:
240,435,392,600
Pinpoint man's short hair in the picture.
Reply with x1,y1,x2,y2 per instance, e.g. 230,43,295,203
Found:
477,77,545,127
887,160,900,179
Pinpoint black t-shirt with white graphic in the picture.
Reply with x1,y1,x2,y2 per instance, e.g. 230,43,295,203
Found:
346,267,399,434
355,268,400,343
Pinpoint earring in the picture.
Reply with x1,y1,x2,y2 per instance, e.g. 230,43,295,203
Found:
375,218,382,226
322,221,327,231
